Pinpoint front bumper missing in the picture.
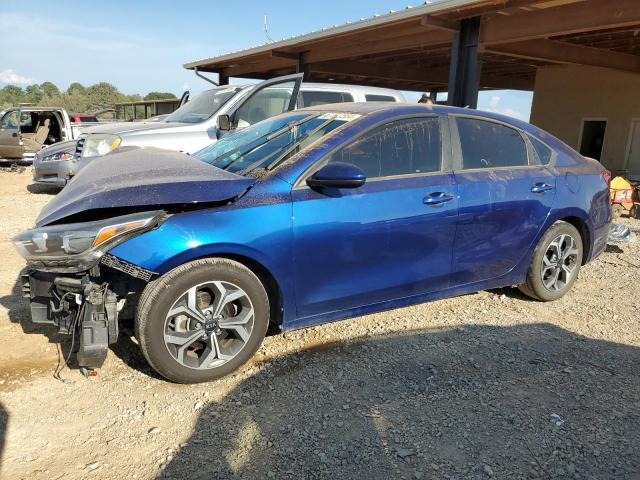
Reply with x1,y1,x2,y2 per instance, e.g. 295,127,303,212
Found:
20,257,155,370
22,271,119,369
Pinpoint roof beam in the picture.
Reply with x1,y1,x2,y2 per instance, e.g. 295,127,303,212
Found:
308,59,534,90
481,0,640,45
484,39,640,73
419,15,458,32
221,57,296,77
310,59,450,84
304,29,454,63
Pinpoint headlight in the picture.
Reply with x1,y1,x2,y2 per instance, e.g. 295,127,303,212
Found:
41,151,75,162
13,211,163,272
81,134,121,158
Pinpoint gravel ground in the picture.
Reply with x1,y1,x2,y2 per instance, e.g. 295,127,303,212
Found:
0,169,638,480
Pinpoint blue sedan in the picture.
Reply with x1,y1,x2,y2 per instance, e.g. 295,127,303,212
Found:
15,103,611,383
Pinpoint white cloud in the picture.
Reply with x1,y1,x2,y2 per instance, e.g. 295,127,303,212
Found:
0,69,35,86
480,94,529,121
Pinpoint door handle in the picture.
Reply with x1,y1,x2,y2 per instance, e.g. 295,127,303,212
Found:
423,192,453,207
12,132,18,137
531,182,554,193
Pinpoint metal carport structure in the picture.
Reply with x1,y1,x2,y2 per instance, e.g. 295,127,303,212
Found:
183,0,640,109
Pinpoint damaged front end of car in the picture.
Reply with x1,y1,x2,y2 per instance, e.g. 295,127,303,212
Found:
14,211,164,369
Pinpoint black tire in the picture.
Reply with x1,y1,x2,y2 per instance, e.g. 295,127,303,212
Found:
135,258,269,383
518,221,583,302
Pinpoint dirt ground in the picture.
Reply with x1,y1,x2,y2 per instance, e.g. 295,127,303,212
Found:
0,168,638,480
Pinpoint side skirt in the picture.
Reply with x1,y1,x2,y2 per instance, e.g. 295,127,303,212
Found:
282,272,525,332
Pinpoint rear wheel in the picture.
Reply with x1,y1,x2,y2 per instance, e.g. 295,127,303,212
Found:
136,258,269,383
518,221,583,301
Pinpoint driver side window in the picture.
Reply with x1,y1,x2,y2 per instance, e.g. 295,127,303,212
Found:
234,81,297,128
326,117,442,179
0,111,19,129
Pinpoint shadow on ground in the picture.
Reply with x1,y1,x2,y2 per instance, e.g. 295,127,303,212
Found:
26,183,60,195
158,323,639,480
0,268,65,345
0,403,7,475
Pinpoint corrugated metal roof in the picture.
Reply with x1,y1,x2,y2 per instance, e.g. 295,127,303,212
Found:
183,0,482,69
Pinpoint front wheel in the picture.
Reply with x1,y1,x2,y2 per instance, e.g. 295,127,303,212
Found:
518,221,583,301
135,258,270,383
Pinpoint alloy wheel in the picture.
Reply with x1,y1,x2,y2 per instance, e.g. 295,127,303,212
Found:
540,234,579,291
163,281,254,369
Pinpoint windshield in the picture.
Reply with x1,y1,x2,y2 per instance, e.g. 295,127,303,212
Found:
165,87,239,124
193,112,358,175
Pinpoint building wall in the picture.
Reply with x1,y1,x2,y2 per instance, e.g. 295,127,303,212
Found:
530,64,640,172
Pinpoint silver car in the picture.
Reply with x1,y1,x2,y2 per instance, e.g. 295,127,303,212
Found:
33,75,404,187
31,140,78,187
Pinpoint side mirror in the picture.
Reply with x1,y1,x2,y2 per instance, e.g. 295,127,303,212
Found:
306,162,366,189
217,114,232,131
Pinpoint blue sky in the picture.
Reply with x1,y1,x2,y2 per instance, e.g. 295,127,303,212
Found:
0,0,532,120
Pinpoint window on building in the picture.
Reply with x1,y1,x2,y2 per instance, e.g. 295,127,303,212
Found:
327,117,441,178
579,119,607,161
455,117,528,169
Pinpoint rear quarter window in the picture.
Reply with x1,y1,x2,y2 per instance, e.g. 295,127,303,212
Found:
529,135,553,165
364,94,397,102
299,91,354,107
455,117,528,169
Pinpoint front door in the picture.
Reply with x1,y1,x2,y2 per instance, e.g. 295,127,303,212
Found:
231,73,303,130
450,115,556,286
0,110,23,159
626,119,640,180
292,116,458,319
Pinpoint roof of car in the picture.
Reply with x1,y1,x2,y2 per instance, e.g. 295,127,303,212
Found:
223,82,403,97
298,102,535,133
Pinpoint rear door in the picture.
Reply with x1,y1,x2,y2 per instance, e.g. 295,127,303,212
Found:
449,115,556,286
0,110,24,159
231,73,303,129
291,115,458,319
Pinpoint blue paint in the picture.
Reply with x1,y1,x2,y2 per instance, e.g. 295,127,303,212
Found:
107,104,611,330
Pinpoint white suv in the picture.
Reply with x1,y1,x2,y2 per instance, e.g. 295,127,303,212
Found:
75,74,405,158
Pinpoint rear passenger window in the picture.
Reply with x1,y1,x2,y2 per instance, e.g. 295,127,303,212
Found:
455,117,528,169
365,94,396,102
529,135,553,165
299,91,354,107
327,117,441,178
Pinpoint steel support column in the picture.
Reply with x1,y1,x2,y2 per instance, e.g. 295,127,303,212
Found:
447,17,482,108
218,73,229,85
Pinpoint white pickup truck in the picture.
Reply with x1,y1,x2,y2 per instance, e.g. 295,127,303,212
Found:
0,107,88,160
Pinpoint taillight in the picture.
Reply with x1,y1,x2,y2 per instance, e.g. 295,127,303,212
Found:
601,169,612,186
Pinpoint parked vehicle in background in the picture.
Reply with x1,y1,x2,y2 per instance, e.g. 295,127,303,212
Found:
68,113,99,124
31,140,88,187
15,103,611,383
73,73,404,159
33,75,404,187
0,107,97,161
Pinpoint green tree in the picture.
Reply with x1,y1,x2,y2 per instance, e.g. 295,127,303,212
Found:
40,81,60,97
67,82,86,96
24,84,43,104
144,91,177,101
85,82,127,110
0,85,25,109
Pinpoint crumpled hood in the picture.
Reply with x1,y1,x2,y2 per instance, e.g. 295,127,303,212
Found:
81,121,187,136
36,148,254,226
